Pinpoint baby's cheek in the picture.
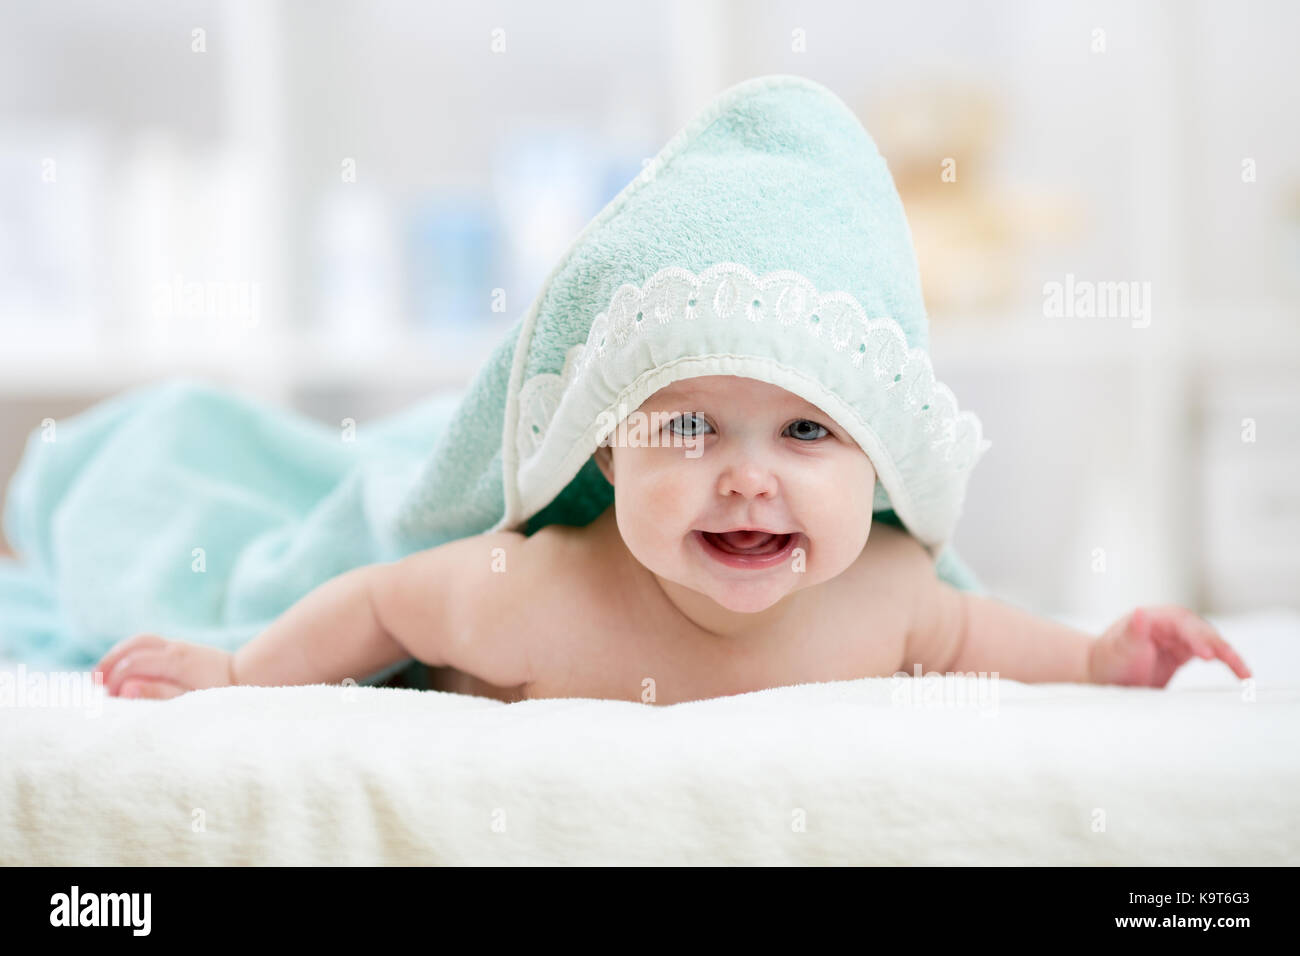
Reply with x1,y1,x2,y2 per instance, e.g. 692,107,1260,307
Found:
630,473,697,526
804,467,874,561
615,459,700,545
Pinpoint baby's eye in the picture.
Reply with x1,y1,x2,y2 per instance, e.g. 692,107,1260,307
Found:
666,413,713,437
786,419,829,441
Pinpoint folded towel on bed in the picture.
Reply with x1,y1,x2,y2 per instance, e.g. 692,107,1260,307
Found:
0,73,988,672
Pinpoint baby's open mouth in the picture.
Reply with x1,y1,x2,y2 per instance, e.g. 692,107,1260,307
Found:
699,530,793,556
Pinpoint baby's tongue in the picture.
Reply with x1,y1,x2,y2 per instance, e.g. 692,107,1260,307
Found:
713,530,778,553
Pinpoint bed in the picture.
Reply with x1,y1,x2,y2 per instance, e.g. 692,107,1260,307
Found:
2,609,1297,865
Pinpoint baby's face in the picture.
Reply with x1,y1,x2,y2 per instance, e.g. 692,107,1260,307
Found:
593,375,876,614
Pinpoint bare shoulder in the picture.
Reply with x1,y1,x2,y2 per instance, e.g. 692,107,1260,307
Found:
867,526,968,673
852,521,963,672
856,520,934,586
370,528,569,690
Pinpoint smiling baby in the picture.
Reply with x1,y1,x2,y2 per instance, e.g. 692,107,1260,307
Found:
94,75,1251,703
97,371,1250,703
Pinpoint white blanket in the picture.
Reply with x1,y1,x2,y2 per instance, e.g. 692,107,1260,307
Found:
2,610,1298,865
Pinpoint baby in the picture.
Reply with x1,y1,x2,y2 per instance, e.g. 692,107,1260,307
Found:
96,372,1251,704
89,75,1253,704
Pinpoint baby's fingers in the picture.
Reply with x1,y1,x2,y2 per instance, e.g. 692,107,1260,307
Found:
1147,615,1197,668
1207,634,1253,680
1148,607,1253,680
105,643,196,696
1146,606,1218,659
1171,609,1252,677
95,633,166,684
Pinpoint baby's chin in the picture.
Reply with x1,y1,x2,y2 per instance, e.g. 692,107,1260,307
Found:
700,585,797,615
668,551,807,614
646,567,795,615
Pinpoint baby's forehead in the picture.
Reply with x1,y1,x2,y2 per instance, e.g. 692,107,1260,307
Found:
646,375,818,410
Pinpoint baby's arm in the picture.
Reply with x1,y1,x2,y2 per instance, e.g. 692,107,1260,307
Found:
361,531,538,691
100,531,536,695
905,576,1093,683
227,564,407,688
904,559,1251,686
235,530,536,689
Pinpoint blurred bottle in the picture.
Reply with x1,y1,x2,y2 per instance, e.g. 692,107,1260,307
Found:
491,125,607,314
404,190,499,339
0,123,104,346
313,184,403,352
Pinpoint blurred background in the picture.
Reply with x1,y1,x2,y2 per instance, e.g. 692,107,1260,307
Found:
0,0,1296,621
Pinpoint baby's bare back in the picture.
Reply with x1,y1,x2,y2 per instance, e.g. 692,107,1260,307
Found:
430,508,924,705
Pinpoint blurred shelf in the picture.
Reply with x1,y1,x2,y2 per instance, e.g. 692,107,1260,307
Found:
0,321,515,398
5,303,1294,398
928,304,1300,372
929,314,1160,369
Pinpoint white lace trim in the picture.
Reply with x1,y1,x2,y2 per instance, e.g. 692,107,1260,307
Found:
516,262,989,476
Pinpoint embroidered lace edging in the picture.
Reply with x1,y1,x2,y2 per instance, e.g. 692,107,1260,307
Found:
516,262,989,477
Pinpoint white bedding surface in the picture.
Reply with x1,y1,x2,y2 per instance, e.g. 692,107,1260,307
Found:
2,609,1298,865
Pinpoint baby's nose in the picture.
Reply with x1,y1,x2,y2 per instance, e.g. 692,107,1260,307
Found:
716,459,778,499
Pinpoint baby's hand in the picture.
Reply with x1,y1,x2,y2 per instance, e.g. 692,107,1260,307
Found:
1088,606,1252,687
95,633,236,699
